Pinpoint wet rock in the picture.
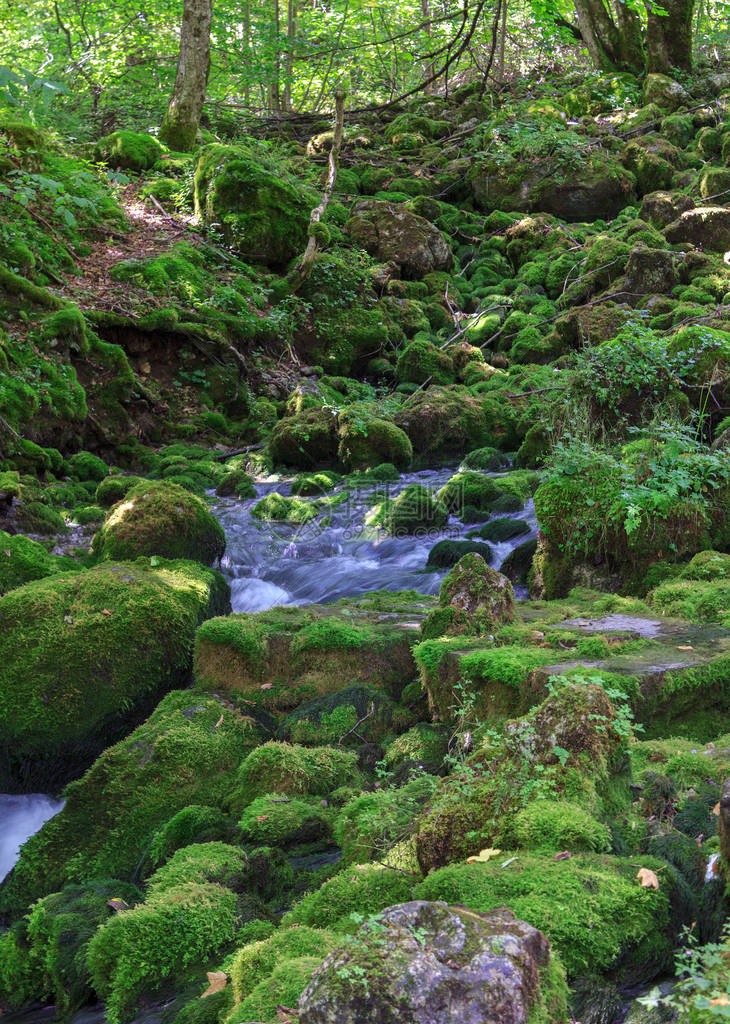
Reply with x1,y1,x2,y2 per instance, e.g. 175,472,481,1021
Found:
298,901,567,1024
441,553,515,623
664,206,730,251
346,200,453,279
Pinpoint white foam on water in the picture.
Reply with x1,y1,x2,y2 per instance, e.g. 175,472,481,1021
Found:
0,794,65,883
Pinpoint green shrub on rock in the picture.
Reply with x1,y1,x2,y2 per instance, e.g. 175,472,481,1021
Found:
0,559,229,789
92,481,225,566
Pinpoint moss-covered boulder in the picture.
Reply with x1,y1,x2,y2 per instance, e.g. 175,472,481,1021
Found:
268,407,339,468
421,553,515,640
92,481,225,566
193,143,311,267
0,560,230,789
664,207,730,251
299,902,568,1024
194,596,424,712
377,483,448,535
414,853,677,986
346,200,453,279
229,741,360,809
643,73,690,111
0,529,74,595
395,337,455,385
94,131,163,171
0,690,258,916
337,416,412,470
395,386,489,457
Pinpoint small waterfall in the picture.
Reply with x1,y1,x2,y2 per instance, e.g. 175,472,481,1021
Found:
0,794,65,883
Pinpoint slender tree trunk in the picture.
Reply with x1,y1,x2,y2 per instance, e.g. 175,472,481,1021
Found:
270,0,281,111
243,0,251,107
497,0,507,81
646,0,695,72
421,0,435,92
159,0,213,151
283,0,295,110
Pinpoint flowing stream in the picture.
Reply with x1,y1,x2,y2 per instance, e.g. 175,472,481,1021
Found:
215,465,538,612
0,466,536,902
0,794,65,885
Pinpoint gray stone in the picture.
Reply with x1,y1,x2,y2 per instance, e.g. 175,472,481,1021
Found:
298,901,564,1024
664,206,730,251
346,200,453,280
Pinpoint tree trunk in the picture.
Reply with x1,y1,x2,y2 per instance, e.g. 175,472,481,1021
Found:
573,0,644,72
421,0,435,93
283,0,295,110
646,0,695,72
159,0,212,151
270,0,281,111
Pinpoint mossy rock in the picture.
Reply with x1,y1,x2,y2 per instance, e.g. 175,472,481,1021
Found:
0,878,141,1016
145,806,232,872
337,416,412,471
194,598,422,710
215,468,256,499
251,492,321,525
437,471,503,515
426,538,493,568
284,863,415,931
0,559,230,790
94,131,164,171
0,690,260,916
238,794,330,846
87,879,244,1024
268,407,339,469
229,741,360,810
460,446,510,472
0,529,74,595
376,483,448,535
395,386,490,457
66,451,108,482
414,852,677,985
193,143,312,267
476,517,531,543
395,337,455,385
92,481,225,566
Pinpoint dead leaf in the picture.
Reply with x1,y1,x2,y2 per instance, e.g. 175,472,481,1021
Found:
256,815,270,822
677,645,694,651
466,847,501,863
711,996,730,1007
714,802,721,815
107,898,129,912
260,683,273,690
4,549,10,557
214,714,224,728
201,971,227,998
101,608,113,616
553,851,572,861
636,867,660,889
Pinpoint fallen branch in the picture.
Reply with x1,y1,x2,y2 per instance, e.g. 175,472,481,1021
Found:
286,86,347,294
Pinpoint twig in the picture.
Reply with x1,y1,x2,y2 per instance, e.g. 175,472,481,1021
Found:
338,702,375,745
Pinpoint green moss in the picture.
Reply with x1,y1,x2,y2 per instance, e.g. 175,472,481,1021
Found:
87,881,240,1024
94,130,164,171
415,853,673,982
193,143,312,267
334,775,437,864
396,385,490,457
506,800,611,853
376,483,448,535
1,879,141,1016
384,722,448,771
284,864,414,932
238,794,330,847
460,446,510,472
215,469,256,499
395,337,455,385
230,741,360,809
235,956,322,1023
93,481,225,566
251,492,320,524
0,689,259,917
146,806,231,872
291,471,342,496
146,842,249,897
476,518,531,542
0,559,229,789
268,407,339,468
337,416,413,471
228,927,338,1018
426,539,494,568
0,529,74,595
438,471,503,515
